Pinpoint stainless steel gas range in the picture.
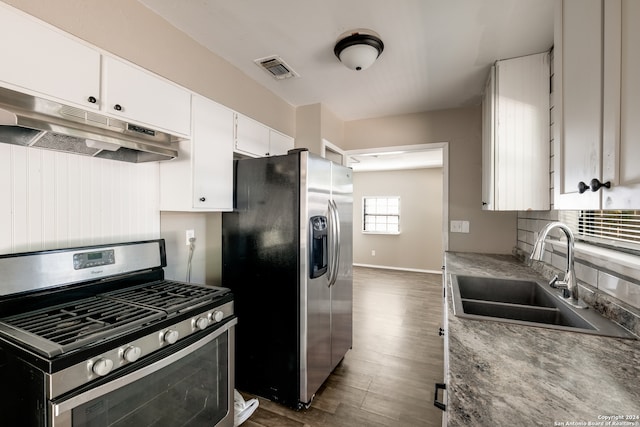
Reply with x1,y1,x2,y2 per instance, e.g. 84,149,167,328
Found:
0,239,236,427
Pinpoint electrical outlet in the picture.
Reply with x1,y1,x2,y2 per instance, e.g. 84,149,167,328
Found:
186,229,195,245
371,250,376,256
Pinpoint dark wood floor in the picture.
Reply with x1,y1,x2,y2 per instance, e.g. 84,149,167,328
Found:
239,266,445,427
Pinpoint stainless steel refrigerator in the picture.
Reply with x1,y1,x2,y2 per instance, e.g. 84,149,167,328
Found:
222,149,353,409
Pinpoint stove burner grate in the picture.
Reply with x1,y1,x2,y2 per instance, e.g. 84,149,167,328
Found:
0,280,225,358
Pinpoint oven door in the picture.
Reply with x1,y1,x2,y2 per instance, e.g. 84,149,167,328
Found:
49,319,236,427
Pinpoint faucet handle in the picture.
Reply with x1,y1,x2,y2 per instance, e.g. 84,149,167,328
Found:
549,275,568,289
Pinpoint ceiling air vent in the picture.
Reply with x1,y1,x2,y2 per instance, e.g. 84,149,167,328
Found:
254,55,299,80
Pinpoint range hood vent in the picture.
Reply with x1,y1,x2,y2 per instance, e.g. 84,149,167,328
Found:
0,86,180,163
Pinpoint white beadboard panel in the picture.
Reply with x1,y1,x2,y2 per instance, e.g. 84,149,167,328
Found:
27,149,44,251
11,146,28,250
0,145,160,255
0,144,11,248
42,150,57,248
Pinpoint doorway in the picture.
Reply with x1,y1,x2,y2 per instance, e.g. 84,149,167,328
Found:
344,143,449,272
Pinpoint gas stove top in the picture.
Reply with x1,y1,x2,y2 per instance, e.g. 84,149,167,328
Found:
0,280,228,358
0,240,234,379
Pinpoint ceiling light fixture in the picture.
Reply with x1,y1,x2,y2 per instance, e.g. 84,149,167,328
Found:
334,29,384,71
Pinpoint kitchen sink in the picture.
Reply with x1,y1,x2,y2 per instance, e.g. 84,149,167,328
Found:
451,275,635,338
456,276,557,308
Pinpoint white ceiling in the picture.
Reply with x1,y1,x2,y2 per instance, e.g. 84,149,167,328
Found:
348,148,443,172
137,0,555,122
138,0,554,171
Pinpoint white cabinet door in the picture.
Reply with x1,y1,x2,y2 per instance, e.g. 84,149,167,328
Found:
0,3,100,110
191,96,234,210
235,113,270,157
481,67,496,210
482,53,550,211
160,96,233,211
269,129,294,156
102,56,191,136
556,0,640,209
601,0,640,209
554,0,603,209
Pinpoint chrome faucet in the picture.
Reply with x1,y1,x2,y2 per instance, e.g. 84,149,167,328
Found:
529,222,587,309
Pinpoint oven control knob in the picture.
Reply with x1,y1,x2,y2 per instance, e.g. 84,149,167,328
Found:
122,346,142,363
210,310,224,323
194,316,209,330
163,329,179,344
92,358,114,376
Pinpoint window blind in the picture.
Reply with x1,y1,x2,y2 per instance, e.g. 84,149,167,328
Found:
559,210,640,252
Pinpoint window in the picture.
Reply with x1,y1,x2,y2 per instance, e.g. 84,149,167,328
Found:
559,210,640,253
363,196,400,234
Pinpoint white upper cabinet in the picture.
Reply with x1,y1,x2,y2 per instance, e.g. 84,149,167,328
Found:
601,0,640,208
160,95,234,211
482,53,550,211
102,57,191,136
235,113,270,157
555,0,640,209
0,4,191,137
235,113,294,157
268,129,295,156
554,0,603,209
0,3,101,110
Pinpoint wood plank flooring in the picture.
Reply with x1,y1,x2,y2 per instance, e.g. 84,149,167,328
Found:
239,266,445,427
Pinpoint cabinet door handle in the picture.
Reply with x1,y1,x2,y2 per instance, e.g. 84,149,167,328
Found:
114,104,123,111
199,197,206,202
578,181,590,194
590,178,611,192
434,383,447,411
87,96,97,104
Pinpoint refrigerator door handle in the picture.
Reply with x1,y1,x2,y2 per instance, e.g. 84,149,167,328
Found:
328,199,341,287
327,200,335,287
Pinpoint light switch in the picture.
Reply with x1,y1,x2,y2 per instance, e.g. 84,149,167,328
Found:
450,220,470,233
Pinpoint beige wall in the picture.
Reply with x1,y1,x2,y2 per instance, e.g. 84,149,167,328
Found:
295,103,345,155
353,168,443,272
344,107,517,254
295,104,322,154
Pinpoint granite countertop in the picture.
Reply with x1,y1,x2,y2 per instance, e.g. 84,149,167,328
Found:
444,252,640,427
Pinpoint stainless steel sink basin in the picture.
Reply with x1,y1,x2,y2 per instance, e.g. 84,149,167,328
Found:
451,275,635,338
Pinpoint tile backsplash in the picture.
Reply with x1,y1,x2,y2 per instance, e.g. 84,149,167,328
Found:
516,210,640,337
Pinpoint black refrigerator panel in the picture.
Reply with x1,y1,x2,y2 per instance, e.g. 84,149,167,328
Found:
222,154,301,407
222,150,352,409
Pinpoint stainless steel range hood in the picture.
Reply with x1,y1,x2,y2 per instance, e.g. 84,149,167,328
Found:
0,86,180,163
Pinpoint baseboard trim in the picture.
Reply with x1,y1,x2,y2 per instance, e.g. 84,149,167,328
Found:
352,263,442,275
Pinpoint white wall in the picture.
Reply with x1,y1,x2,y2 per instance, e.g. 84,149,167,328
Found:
0,144,159,254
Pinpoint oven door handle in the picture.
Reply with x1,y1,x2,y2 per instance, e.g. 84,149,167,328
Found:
50,318,237,423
